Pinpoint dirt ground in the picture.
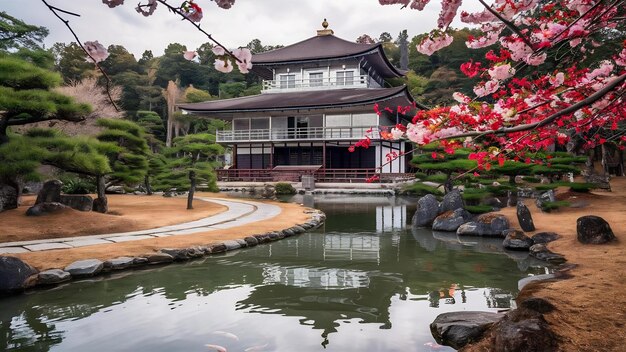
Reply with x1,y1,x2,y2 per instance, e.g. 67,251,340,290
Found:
466,177,626,352
0,194,227,243
6,193,311,271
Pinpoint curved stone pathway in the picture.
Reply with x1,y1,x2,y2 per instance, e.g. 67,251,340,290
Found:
0,198,282,255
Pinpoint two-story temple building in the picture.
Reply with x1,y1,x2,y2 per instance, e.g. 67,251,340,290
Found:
179,21,421,182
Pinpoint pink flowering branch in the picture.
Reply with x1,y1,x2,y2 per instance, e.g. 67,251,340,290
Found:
451,72,626,138
155,0,243,65
41,0,120,112
477,0,534,50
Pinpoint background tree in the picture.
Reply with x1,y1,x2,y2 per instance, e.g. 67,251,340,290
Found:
0,56,91,144
0,12,48,50
397,30,409,71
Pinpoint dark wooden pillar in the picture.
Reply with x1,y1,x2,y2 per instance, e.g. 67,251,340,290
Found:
270,143,274,169
322,143,326,169
232,145,237,169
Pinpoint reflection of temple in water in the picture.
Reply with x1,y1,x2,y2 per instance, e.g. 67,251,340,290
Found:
262,266,371,289
376,204,406,232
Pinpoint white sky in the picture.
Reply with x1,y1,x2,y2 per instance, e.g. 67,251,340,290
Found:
0,0,483,57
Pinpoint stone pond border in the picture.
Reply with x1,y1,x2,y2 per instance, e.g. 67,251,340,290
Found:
0,209,326,296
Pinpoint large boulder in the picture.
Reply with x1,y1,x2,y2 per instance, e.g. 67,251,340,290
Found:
92,197,108,213
60,195,94,212
492,309,557,352
412,194,440,227
439,189,463,214
535,190,555,211
532,232,560,244
516,201,536,231
64,259,104,277
26,202,68,216
38,269,71,285
576,215,616,244
0,183,18,212
502,229,534,251
432,208,471,232
529,244,566,264
430,311,504,350
0,256,38,295
457,213,510,237
35,180,62,205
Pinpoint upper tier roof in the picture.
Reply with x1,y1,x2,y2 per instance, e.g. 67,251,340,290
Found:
251,34,405,79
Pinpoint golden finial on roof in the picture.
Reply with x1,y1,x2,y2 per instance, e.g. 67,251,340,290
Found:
317,18,334,36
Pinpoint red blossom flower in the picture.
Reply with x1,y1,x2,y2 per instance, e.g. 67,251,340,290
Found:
460,60,482,78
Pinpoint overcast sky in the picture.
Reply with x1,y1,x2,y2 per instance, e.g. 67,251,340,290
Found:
1,0,483,57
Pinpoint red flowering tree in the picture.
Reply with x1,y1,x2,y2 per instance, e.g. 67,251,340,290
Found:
369,0,626,173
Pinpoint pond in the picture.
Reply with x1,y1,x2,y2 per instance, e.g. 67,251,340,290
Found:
0,195,550,352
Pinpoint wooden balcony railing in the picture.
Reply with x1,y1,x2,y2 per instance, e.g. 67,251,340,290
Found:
216,126,380,143
262,75,370,93
216,168,414,183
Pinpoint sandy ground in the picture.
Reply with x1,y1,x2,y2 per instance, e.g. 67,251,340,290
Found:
466,177,626,352
0,194,228,243
7,193,311,271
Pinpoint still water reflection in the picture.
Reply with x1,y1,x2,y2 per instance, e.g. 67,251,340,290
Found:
0,195,548,351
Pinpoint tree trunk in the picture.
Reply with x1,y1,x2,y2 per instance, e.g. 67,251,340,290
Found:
93,175,108,213
144,174,153,195
0,115,9,145
187,170,196,210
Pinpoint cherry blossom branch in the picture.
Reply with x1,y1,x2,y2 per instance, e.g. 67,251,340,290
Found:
41,0,119,112
477,0,534,50
450,72,626,138
155,0,243,64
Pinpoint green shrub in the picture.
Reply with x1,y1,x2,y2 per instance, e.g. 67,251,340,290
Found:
534,184,559,191
484,184,517,196
522,176,541,183
462,188,491,201
414,172,427,180
60,176,96,194
404,182,443,196
465,205,493,214
274,182,296,195
424,173,448,183
567,182,596,193
541,200,571,212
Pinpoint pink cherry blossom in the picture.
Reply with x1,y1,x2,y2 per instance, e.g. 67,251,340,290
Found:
390,127,405,139
135,0,157,16
232,48,253,73
214,0,236,9
452,92,471,104
437,0,462,29
102,0,124,8
406,123,432,145
549,72,565,87
416,32,453,55
183,51,197,61
212,46,226,56
214,59,233,73
524,52,547,66
410,0,431,10
488,63,515,80
84,40,109,63
473,80,500,97
460,10,497,24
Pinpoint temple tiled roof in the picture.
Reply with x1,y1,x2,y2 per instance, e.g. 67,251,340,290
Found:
251,34,405,79
179,86,421,113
